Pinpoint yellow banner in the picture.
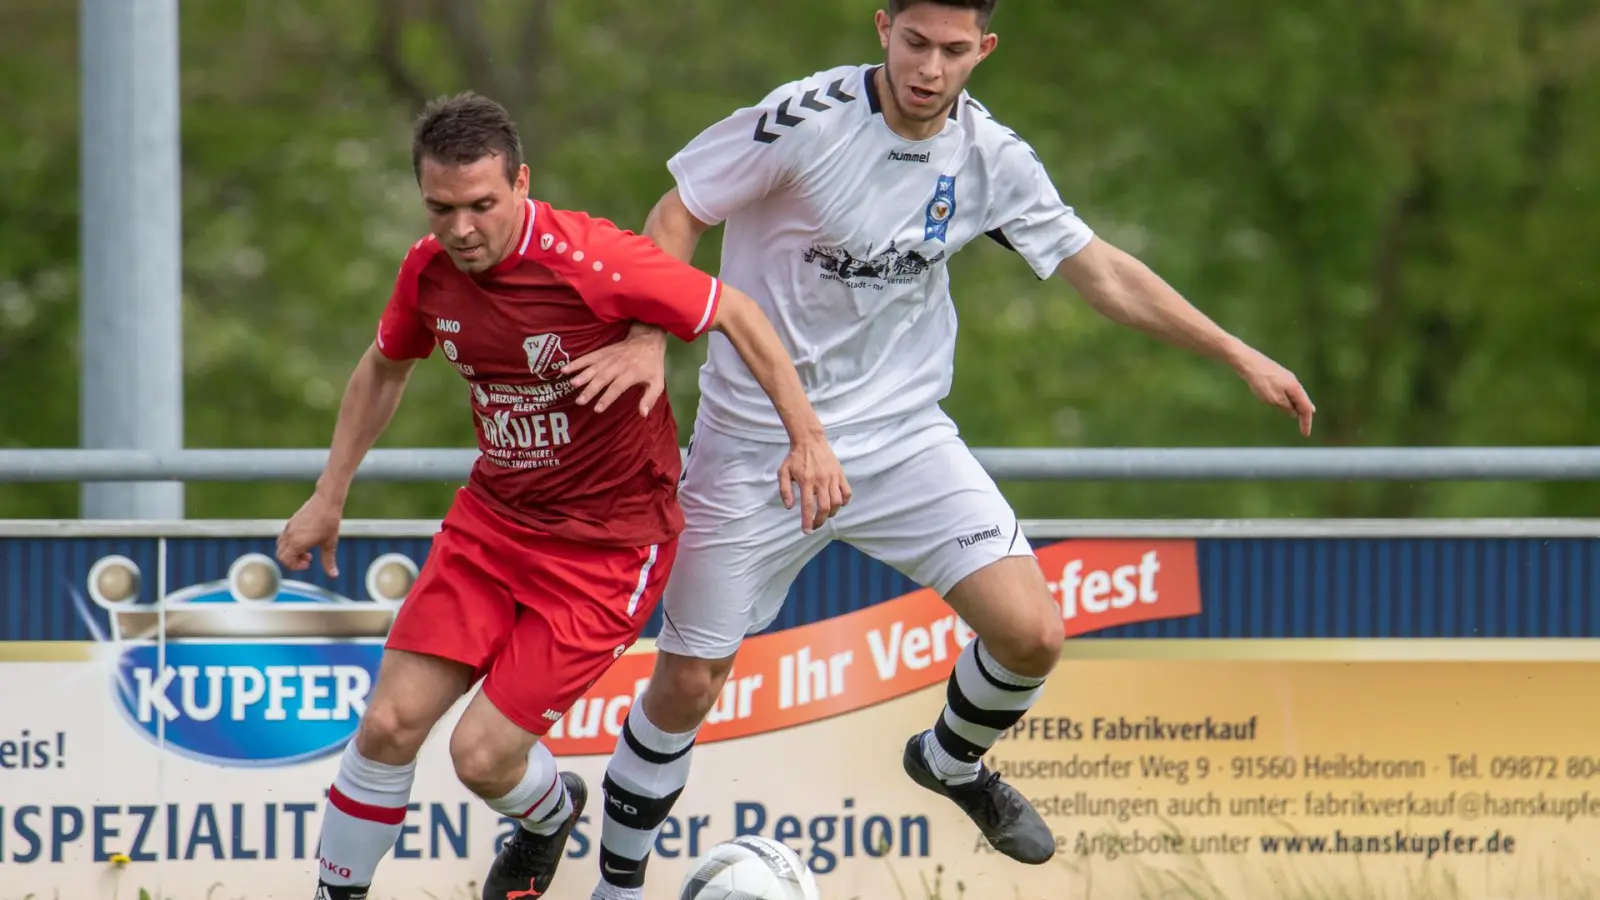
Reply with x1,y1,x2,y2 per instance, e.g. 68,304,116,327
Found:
589,650,1600,900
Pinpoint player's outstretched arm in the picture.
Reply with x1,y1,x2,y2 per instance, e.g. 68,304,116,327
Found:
314,343,417,504
1056,238,1316,436
710,287,851,533
277,343,416,575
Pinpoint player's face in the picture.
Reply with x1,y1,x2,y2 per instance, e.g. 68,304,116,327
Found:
876,5,997,123
418,154,531,273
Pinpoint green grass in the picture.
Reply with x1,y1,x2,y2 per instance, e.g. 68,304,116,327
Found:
854,818,1600,900
67,824,1600,900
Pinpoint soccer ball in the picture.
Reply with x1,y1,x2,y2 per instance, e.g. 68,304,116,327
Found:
679,835,821,900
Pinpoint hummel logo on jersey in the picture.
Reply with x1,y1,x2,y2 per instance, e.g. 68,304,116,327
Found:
752,77,858,143
956,525,1004,548
887,149,930,163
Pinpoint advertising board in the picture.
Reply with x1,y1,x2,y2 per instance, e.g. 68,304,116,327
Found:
0,522,1596,899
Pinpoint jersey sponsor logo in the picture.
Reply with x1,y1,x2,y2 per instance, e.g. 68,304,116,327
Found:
476,380,574,412
81,551,414,768
887,149,930,163
924,174,958,242
435,317,461,333
478,406,572,470
801,241,945,290
479,409,572,452
522,333,570,380
440,337,474,375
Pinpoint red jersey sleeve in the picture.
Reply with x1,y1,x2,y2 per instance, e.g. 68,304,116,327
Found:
375,237,440,361
555,217,722,343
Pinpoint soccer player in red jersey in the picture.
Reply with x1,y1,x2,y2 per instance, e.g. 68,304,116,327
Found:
274,92,849,900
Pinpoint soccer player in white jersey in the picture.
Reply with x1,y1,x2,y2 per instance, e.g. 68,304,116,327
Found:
559,1,1316,896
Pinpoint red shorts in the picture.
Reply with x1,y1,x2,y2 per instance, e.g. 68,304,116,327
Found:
385,488,677,736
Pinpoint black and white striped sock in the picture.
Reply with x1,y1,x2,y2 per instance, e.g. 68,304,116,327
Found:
593,702,698,898
923,639,1045,784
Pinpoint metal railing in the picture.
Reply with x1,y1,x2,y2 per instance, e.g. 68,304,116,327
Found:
3,446,1600,482
1,516,1597,539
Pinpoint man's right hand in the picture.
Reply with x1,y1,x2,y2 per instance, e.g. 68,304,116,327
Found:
566,322,670,416
778,434,851,534
276,490,344,577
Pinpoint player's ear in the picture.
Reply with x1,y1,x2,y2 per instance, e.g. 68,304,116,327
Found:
875,9,892,48
514,163,530,197
979,31,998,59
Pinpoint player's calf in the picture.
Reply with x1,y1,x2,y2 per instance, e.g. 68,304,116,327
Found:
315,649,476,898
315,740,417,899
591,651,734,900
905,556,1063,864
451,691,588,899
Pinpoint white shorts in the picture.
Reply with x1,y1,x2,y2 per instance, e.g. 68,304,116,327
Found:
654,409,1034,660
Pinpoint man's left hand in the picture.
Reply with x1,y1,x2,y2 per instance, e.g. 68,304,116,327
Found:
566,322,670,415
1230,344,1316,437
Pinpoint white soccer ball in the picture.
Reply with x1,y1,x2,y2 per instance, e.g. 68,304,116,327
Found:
679,835,821,900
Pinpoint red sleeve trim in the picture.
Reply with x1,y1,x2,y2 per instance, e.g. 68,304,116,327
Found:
693,277,722,337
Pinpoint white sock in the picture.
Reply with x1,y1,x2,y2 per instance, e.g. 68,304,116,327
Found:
923,729,980,784
590,881,645,900
484,742,573,836
317,742,416,886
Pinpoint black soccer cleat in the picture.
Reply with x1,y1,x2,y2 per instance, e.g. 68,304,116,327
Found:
902,731,1056,865
315,884,368,900
481,771,589,899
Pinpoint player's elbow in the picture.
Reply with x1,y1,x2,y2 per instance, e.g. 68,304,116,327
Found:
708,286,758,337
1058,239,1141,321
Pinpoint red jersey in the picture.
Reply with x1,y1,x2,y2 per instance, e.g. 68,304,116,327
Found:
375,198,723,547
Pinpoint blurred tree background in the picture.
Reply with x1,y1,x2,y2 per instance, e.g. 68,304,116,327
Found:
1,0,1596,521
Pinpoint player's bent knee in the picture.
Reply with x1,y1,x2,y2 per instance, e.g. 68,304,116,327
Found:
1019,621,1066,675
354,695,433,765
642,651,735,732
448,731,528,799
983,627,1061,679
447,712,535,798
446,690,541,798
948,559,1065,679
982,599,1065,679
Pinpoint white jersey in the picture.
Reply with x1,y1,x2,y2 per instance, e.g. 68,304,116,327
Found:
667,62,1095,443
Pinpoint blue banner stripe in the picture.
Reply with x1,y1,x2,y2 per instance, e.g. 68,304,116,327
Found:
4,536,1600,642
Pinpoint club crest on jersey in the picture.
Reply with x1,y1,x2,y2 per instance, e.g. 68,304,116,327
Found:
523,333,570,380
924,175,957,242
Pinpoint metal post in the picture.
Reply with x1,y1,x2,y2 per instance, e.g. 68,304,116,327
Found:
79,0,185,519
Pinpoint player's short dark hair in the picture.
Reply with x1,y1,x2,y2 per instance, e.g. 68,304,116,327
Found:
410,91,524,186
888,0,998,29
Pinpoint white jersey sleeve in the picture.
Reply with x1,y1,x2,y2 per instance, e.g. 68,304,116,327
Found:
667,85,812,227
982,133,1096,279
